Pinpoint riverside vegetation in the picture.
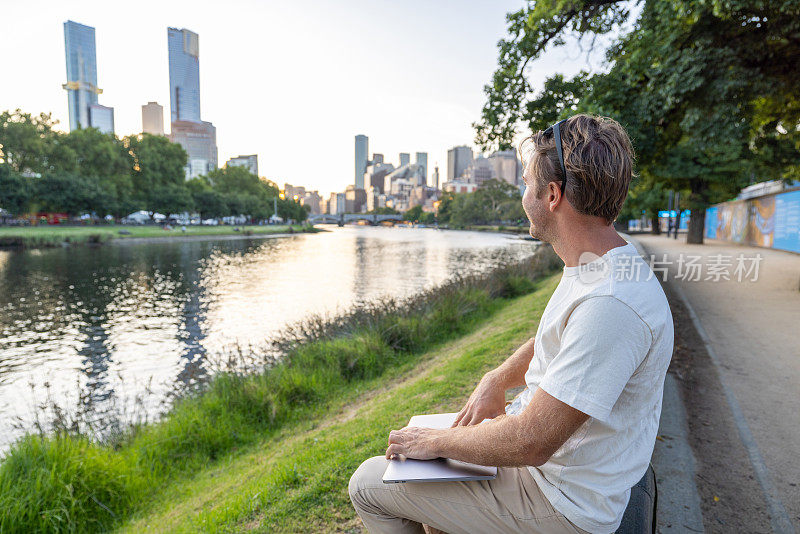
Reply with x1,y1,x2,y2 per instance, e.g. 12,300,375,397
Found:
0,223,319,248
0,246,561,533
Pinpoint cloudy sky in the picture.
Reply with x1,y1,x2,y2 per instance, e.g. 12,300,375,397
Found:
1,0,621,196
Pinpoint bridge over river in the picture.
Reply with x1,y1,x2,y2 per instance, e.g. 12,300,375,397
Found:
308,213,403,226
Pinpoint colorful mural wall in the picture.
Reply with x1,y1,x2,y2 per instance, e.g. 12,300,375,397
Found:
705,187,800,254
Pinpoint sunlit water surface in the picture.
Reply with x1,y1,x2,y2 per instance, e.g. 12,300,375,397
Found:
0,226,537,449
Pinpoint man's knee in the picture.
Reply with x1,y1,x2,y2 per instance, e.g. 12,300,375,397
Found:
349,455,389,508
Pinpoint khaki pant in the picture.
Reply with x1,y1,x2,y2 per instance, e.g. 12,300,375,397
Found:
349,456,589,534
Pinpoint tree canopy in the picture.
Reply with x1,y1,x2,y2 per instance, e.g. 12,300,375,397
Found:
475,0,800,242
0,110,308,222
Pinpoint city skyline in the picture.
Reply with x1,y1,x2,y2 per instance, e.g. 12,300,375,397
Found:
2,0,615,197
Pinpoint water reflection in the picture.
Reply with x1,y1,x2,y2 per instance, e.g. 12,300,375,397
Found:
0,227,537,449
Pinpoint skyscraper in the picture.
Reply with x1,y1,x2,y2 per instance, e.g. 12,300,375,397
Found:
141,102,165,135
63,20,114,134
433,165,440,190
447,145,474,181
488,150,522,186
399,153,410,167
168,28,201,123
170,120,218,179
167,28,217,180
355,135,368,189
415,152,428,185
89,104,114,134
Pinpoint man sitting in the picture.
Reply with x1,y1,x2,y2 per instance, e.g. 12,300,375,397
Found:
349,114,674,534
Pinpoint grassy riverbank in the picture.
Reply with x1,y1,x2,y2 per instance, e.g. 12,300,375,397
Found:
0,224,319,248
0,250,560,533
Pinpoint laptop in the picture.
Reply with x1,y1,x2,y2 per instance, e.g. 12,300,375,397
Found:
382,412,498,483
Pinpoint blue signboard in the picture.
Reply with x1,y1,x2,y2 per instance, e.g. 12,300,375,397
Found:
705,206,718,239
773,189,800,253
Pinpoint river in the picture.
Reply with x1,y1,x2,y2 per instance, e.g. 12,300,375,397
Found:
0,226,538,450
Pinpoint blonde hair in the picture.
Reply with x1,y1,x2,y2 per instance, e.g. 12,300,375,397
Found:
519,114,636,224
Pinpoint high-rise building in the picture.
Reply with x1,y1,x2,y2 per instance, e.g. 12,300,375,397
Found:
399,153,410,167
462,155,495,185
89,104,114,134
364,162,395,194
170,120,218,179
167,28,217,180
447,145,474,181
329,192,346,215
141,102,165,135
415,152,427,185
355,135,368,189
227,154,258,175
432,165,440,190
301,191,323,215
63,20,114,133
345,185,367,213
488,150,522,186
168,28,201,123
284,183,306,200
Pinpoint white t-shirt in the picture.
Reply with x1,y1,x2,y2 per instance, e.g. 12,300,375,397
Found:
506,242,673,533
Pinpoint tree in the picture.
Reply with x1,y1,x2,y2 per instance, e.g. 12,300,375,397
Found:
205,165,278,199
475,0,800,243
61,128,135,217
193,190,228,219
125,134,188,215
617,176,667,235
0,110,61,174
0,165,32,215
475,179,521,215
34,173,110,216
62,128,131,179
149,184,195,216
403,205,424,222
126,134,187,202
276,197,309,222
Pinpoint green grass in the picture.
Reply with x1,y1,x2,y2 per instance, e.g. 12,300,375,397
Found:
117,274,560,533
0,251,561,533
0,224,318,248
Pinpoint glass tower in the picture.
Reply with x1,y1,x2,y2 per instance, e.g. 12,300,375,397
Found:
355,135,368,190
63,20,111,132
168,28,201,123
415,152,427,185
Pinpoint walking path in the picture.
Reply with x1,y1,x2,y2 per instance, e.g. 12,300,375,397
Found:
633,234,800,533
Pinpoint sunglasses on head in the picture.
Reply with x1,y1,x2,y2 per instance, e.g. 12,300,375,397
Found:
542,119,568,195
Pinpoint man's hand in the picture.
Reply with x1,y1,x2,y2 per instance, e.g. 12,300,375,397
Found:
385,427,441,460
452,373,507,427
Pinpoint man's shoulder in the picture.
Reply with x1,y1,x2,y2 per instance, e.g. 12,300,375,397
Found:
574,274,670,339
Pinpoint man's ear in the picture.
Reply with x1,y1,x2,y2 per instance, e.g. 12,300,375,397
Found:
547,182,563,213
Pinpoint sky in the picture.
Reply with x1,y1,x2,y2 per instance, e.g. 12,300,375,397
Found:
0,0,623,197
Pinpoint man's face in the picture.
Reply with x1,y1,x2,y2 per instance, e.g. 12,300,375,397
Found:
521,161,554,242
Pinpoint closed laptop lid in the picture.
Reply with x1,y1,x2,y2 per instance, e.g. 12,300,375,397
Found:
382,413,498,483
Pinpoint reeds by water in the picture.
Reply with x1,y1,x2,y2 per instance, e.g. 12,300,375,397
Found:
0,246,560,533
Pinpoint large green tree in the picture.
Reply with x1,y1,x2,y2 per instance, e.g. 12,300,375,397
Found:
0,165,32,215
125,134,187,215
475,0,800,243
62,128,136,217
0,110,75,174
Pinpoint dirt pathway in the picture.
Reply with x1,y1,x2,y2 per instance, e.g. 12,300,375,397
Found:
634,234,799,533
